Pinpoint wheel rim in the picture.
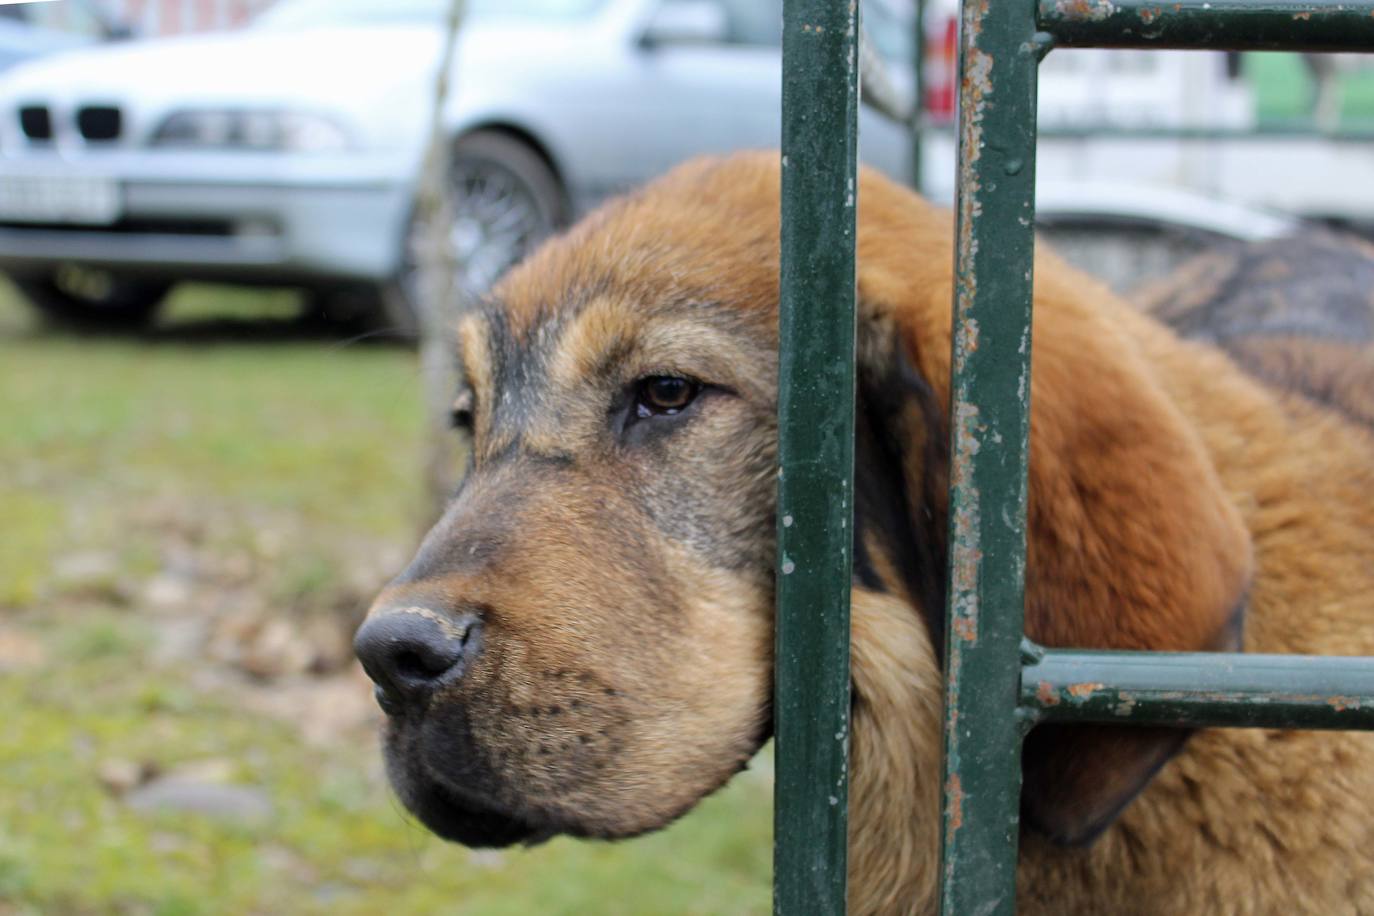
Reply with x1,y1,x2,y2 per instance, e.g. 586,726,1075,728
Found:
403,155,554,306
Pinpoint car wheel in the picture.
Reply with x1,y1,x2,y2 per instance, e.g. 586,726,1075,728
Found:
388,130,568,337
12,266,170,330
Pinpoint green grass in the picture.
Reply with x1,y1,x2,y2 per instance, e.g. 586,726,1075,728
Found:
0,654,772,915
0,283,773,915
1247,52,1374,124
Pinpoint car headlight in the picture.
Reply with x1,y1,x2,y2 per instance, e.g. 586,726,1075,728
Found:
150,110,353,152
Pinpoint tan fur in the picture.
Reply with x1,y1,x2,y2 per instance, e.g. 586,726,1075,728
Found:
848,589,942,916
368,152,1374,913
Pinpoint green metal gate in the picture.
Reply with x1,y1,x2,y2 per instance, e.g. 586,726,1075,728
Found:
773,2,1374,914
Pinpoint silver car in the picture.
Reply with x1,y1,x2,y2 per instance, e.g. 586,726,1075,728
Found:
0,0,914,329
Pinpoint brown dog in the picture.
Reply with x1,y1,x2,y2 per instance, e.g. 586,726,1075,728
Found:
355,153,1374,914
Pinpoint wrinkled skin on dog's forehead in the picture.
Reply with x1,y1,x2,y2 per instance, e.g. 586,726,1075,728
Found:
370,158,797,846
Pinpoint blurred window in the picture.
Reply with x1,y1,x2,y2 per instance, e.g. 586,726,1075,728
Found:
256,0,608,29
863,0,913,67
717,0,782,46
651,0,911,60
0,0,116,37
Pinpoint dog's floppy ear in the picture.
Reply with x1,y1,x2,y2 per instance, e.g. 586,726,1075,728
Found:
855,237,1253,845
851,324,948,648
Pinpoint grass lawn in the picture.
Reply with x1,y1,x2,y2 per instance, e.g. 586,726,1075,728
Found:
0,285,772,915
1246,52,1374,124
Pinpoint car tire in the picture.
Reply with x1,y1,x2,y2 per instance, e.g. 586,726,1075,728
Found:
387,130,569,338
12,268,170,330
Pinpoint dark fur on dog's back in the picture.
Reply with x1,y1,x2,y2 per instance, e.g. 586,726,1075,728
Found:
1135,232,1374,429
364,154,1374,914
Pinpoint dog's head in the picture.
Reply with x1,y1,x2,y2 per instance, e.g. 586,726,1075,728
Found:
355,153,1252,853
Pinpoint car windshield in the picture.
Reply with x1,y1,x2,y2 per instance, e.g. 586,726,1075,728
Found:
0,0,124,38
255,0,607,29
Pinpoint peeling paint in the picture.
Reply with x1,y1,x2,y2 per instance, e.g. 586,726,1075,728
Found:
1054,0,1117,21
953,617,978,642
1036,681,1060,706
941,0,1040,906
1042,0,1374,50
1067,682,1105,699
945,774,965,832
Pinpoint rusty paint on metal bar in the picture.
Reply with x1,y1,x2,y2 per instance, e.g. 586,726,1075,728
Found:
1039,0,1374,51
935,1,1374,914
923,121,1374,142
1022,646,1374,729
938,0,1046,913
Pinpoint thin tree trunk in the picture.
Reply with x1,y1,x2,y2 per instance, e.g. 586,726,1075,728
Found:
415,0,468,513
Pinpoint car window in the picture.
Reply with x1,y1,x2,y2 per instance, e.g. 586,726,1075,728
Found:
659,0,909,60
653,0,781,47
0,0,118,38
256,0,608,29
719,0,781,46
863,0,913,68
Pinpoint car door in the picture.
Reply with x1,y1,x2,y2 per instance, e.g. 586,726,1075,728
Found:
554,0,914,211
566,0,785,206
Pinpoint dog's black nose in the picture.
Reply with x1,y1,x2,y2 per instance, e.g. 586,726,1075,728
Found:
353,610,480,713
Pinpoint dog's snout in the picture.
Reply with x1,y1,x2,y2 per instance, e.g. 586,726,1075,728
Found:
354,609,480,714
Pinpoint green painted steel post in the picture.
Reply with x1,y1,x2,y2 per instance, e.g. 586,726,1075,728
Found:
775,0,860,913
929,2,1374,913
939,0,1045,912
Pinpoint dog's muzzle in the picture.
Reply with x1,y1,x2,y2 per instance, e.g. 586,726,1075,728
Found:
355,604,551,847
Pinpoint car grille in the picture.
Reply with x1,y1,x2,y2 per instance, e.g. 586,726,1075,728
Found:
0,217,236,236
77,106,122,142
18,106,53,141
15,104,125,143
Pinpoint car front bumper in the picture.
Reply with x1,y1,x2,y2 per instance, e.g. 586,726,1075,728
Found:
0,149,416,285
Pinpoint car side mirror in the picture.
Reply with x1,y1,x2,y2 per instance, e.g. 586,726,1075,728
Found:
639,1,728,50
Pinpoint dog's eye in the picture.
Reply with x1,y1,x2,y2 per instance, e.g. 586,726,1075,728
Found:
450,390,475,432
635,376,699,418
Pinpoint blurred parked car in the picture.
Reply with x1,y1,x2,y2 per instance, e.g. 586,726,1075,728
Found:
0,0,916,329
0,0,1313,331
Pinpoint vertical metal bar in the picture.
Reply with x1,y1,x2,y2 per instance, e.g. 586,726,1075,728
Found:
911,0,926,193
775,0,860,913
938,0,1044,912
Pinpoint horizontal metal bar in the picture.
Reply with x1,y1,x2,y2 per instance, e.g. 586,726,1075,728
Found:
920,121,1374,143
1036,122,1374,143
1038,0,1374,51
1022,645,1374,729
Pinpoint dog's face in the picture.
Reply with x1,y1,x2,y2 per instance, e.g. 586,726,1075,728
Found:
356,152,1255,860
357,159,791,846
